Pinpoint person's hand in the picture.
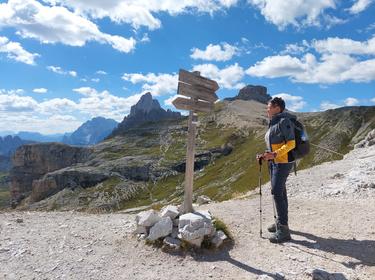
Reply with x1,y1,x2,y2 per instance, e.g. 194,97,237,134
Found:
256,154,263,161
262,152,277,161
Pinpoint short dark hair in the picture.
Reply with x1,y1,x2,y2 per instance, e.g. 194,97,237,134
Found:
269,97,285,112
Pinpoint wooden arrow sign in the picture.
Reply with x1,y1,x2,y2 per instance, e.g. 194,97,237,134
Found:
172,97,213,113
179,69,219,92
178,82,218,103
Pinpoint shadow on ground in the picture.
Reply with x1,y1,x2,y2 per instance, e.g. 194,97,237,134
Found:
182,241,281,279
290,230,375,268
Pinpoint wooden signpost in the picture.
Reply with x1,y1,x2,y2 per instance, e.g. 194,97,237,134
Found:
172,69,219,214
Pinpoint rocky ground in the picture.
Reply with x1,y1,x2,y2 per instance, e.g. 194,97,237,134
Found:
1,143,374,279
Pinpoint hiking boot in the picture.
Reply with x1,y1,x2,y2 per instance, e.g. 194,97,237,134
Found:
267,223,278,233
267,219,281,233
269,225,291,243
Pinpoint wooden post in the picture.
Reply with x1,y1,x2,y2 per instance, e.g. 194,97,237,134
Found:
173,69,218,214
182,71,201,214
183,107,196,213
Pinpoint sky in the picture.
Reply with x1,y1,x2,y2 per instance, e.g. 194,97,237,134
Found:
0,0,374,134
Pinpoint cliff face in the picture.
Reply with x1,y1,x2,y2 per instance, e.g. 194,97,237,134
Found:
10,143,91,207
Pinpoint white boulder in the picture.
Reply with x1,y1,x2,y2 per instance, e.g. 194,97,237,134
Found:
160,205,180,220
178,211,214,247
147,217,173,241
163,237,182,250
211,230,227,248
135,210,161,227
134,225,147,234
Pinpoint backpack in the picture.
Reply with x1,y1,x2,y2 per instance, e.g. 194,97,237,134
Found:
291,118,310,160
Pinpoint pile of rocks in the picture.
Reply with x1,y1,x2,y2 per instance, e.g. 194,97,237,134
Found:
134,205,228,250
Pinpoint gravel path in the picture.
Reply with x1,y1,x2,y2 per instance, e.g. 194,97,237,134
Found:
1,146,374,280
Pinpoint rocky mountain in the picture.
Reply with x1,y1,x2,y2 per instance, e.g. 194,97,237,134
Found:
110,92,182,137
10,143,92,207
0,135,34,157
62,117,118,146
224,85,271,103
6,86,375,212
0,135,34,173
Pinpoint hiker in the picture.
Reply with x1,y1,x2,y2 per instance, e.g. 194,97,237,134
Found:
257,97,296,243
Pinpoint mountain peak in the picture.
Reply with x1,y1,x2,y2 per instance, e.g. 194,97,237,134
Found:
130,92,161,116
225,85,272,104
109,93,182,136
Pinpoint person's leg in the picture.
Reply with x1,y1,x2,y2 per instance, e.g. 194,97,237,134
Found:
284,186,288,225
267,162,278,232
269,163,293,243
271,163,292,225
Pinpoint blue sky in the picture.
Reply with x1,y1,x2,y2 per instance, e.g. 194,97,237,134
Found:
0,0,374,134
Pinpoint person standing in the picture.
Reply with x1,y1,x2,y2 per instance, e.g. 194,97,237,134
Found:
257,97,296,243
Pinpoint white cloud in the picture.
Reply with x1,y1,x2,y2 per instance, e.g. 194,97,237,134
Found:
272,93,306,111
313,36,375,55
96,70,107,75
0,88,24,95
0,86,145,133
164,94,184,107
280,41,309,55
41,0,239,30
73,87,144,120
247,35,375,84
348,0,374,14
91,78,100,83
122,73,178,96
344,97,359,106
0,0,136,53
47,66,77,77
191,43,239,61
33,88,48,94
0,36,39,65
371,97,375,103
140,33,150,43
0,112,82,134
192,63,245,89
0,92,39,112
68,71,77,77
247,55,306,78
320,101,340,111
247,0,336,29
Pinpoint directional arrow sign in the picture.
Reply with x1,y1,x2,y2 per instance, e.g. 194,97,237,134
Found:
178,82,218,103
179,69,219,92
172,97,213,113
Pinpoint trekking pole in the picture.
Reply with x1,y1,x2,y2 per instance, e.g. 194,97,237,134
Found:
257,155,263,238
269,163,278,233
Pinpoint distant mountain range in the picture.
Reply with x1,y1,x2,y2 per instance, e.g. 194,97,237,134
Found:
8,87,375,211
0,135,34,172
0,117,119,147
14,131,68,143
62,117,118,146
0,135,34,157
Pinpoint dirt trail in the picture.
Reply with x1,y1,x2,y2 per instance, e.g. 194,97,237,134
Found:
1,145,374,280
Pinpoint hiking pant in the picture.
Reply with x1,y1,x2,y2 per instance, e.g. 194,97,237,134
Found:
268,162,293,226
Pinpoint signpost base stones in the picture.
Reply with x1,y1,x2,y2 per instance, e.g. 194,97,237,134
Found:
134,206,228,250
133,71,228,250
